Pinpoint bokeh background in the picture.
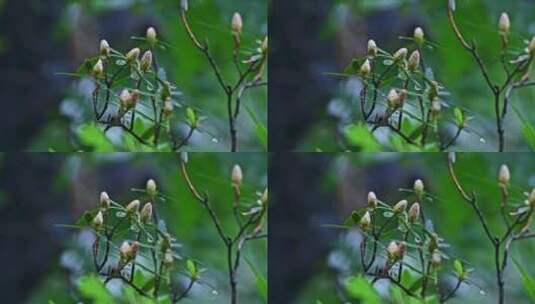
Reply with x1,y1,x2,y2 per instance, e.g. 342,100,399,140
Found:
0,152,267,303
269,0,535,152
269,152,535,303
0,0,267,151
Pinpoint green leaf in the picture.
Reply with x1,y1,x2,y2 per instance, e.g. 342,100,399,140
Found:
245,256,268,303
344,123,381,151
513,258,535,301
186,107,197,127
454,259,464,278
513,105,535,151
244,104,267,150
453,107,464,126
345,276,381,304
77,123,114,152
186,259,197,277
77,275,115,304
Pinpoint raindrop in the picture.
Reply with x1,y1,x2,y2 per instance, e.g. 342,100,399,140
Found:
479,290,486,296
211,137,219,143
479,137,486,143
212,289,219,295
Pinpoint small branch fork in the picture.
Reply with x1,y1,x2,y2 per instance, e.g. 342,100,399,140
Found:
446,1,535,151
447,155,535,304
357,204,464,303
91,204,198,303
179,8,267,152
91,52,196,151
179,159,267,304
357,50,463,151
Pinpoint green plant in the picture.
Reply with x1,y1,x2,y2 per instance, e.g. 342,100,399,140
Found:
76,179,203,302
71,1,267,152
339,179,471,303
447,153,535,304
179,153,268,304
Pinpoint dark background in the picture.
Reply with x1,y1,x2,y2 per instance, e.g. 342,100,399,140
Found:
269,152,535,303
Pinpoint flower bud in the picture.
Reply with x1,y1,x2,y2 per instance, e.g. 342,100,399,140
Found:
100,191,111,209
140,50,153,72
163,98,174,117
120,89,134,108
414,179,424,196
498,164,510,186
428,233,439,252
125,47,140,62
360,211,372,230
231,164,243,187
100,39,110,57
431,99,441,114
529,188,535,207
141,202,153,223
126,199,140,213
367,39,378,57
92,59,104,77
529,36,535,56
367,191,378,209
408,202,420,222
414,27,425,45
93,211,104,230
431,250,442,267
231,12,243,35
408,50,420,71
398,89,408,105
146,27,157,46
120,241,131,260
360,59,371,77
387,241,400,261
393,47,408,62
261,188,268,206
387,89,401,108
163,249,174,267
498,12,510,35
146,179,157,197
393,199,408,213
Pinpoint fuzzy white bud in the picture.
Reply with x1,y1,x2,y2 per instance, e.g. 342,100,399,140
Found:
408,50,420,71
231,12,243,35
140,50,153,72
163,98,174,117
141,203,153,223
146,27,157,46
93,59,104,77
231,164,243,187
499,164,510,186
100,40,110,57
92,210,104,230
408,202,420,222
393,47,408,61
360,211,372,230
498,12,510,35
414,179,424,195
120,89,134,108
146,179,157,197
125,47,140,62
431,250,442,267
431,99,441,114
126,199,140,213
367,39,378,57
393,199,408,213
387,241,400,261
414,27,425,45
367,191,378,209
360,59,371,77
100,191,110,209
387,89,401,108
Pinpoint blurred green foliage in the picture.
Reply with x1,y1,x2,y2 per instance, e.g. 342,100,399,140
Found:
300,0,535,152
294,153,535,304
25,153,267,303
29,0,267,152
